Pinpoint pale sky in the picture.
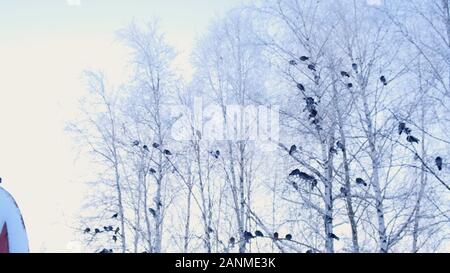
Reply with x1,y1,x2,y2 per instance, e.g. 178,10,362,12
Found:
0,0,247,252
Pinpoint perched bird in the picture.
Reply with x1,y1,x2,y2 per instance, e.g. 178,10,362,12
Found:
229,237,236,245
336,141,345,151
308,64,316,71
255,230,264,237
306,249,314,253
143,145,150,152
309,109,318,119
352,63,358,72
149,168,156,174
356,178,367,187
292,181,299,190
436,157,443,171
114,227,120,234
108,226,113,231
404,127,412,135
330,147,338,154
84,228,91,234
99,248,111,254
300,56,310,61
285,234,292,240
407,135,420,144
149,208,156,217
94,228,101,234
340,187,348,196
208,227,214,233
289,169,315,181
163,149,172,156
347,83,353,88
152,143,160,149
297,83,305,91
215,150,220,158
305,97,316,106
273,232,279,240
289,145,297,155
112,235,117,243
328,233,340,241
244,231,254,241
398,122,406,135
380,76,387,85
311,179,318,190
289,60,298,66
341,71,350,78
112,213,118,219
132,140,140,147
103,226,108,232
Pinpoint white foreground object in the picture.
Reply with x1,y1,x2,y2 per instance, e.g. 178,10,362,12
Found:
0,186,29,253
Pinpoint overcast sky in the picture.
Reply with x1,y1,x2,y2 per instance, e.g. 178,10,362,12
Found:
0,0,247,252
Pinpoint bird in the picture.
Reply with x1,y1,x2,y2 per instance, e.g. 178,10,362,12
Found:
289,145,297,155
108,226,113,231
311,179,318,190
309,109,318,119
149,208,156,217
114,227,120,234
255,230,264,237
304,97,316,106
398,122,406,135
300,56,310,61
289,60,298,66
352,63,358,72
436,157,443,171
289,169,315,181
143,145,150,152
292,181,299,190
380,76,387,85
244,231,254,241
149,168,156,174
103,226,109,232
99,248,112,254
163,149,172,156
208,227,214,233
94,228,101,234
289,169,301,176
330,147,338,154
285,234,292,240
407,135,420,144
356,178,367,186
297,83,305,91
273,232,279,240
214,150,220,158
328,233,340,240
308,64,316,71
347,83,353,88
341,71,350,77
404,127,412,135
340,187,348,196
306,249,314,253
336,141,345,151
112,235,117,243
84,228,91,234
229,237,236,245
152,143,160,149
112,213,118,219
132,140,140,147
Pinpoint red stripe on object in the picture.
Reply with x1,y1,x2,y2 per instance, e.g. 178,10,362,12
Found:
0,223,9,253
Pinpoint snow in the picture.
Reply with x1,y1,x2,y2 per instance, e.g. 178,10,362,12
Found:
0,186,29,253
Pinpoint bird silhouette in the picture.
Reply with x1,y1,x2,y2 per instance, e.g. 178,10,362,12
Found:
244,231,254,241
436,157,443,171
352,63,358,72
340,187,348,196
149,208,156,217
308,64,316,71
306,249,314,253
94,228,101,234
336,141,345,151
341,71,350,77
347,83,353,88
407,135,420,144
273,232,279,240
149,168,156,174
255,230,264,237
398,122,406,135
163,149,172,156
84,228,91,234
356,178,367,186
328,233,340,240
152,143,160,149
297,83,305,91
132,140,140,147
229,237,236,245
114,227,120,234
380,76,387,86
300,56,310,61
289,145,297,155
143,145,150,152
112,235,117,243
289,60,298,66
285,234,292,240
112,213,118,219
